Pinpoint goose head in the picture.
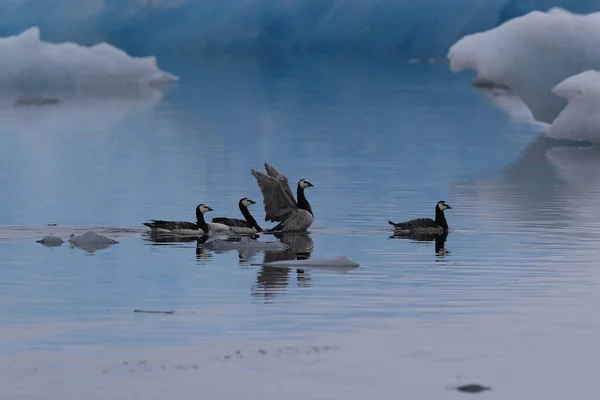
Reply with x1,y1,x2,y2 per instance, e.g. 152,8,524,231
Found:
298,179,314,189
239,197,256,208
437,200,452,211
197,204,213,213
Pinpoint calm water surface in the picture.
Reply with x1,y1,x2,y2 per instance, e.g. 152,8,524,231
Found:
1,57,599,399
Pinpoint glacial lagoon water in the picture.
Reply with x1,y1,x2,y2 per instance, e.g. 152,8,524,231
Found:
1,57,600,399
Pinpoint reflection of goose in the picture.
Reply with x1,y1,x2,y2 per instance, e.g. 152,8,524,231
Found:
204,236,288,253
251,162,314,232
390,231,448,255
388,201,452,234
211,198,263,234
143,232,213,263
144,204,232,235
68,231,118,254
36,235,64,247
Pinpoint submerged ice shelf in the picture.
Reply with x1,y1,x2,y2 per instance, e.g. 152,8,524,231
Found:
0,27,177,89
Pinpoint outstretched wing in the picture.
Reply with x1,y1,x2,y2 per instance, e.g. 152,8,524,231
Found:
264,162,296,206
252,162,298,222
211,217,252,228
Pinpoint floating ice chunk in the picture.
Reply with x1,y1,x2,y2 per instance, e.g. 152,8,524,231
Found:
0,27,178,89
546,70,600,142
262,256,359,272
448,8,600,124
69,231,119,253
36,235,64,247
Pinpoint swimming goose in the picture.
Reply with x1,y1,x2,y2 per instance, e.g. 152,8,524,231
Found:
144,204,213,235
388,201,452,234
211,197,263,234
251,162,314,232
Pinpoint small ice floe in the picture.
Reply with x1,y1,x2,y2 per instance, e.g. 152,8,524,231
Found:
69,231,119,253
261,256,359,272
36,235,64,247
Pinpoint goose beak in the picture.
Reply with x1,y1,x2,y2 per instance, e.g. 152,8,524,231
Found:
206,206,213,212
249,200,256,205
445,205,452,209
307,182,314,187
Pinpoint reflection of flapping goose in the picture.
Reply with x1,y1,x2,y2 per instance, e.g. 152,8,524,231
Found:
251,162,314,232
36,235,64,247
262,233,314,264
68,231,118,253
253,233,315,300
211,198,263,234
388,201,452,234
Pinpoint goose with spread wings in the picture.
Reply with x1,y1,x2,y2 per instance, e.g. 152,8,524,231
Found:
251,162,314,232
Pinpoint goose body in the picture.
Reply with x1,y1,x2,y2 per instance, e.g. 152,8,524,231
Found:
251,162,314,232
211,197,263,234
388,201,452,234
144,204,213,235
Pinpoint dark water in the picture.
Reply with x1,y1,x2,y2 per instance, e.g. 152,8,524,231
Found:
1,57,599,399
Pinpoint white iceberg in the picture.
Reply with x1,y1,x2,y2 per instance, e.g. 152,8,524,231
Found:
0,27,178,89
547,70,600,142
448,8,600,125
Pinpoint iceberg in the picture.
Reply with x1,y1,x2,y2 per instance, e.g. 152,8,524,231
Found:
449,8,600,125
547,70,600,141
0,27,177,89
1,1,599,58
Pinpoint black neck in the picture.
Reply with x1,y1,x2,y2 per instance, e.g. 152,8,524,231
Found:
240,204,263,232
434,206,448,230
297,184,313,215
196,209,209,232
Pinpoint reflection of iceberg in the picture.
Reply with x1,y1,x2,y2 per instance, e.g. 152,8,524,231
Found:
0,27,177,89
0,85,166,135
451,136,600,230
449,9,600,127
